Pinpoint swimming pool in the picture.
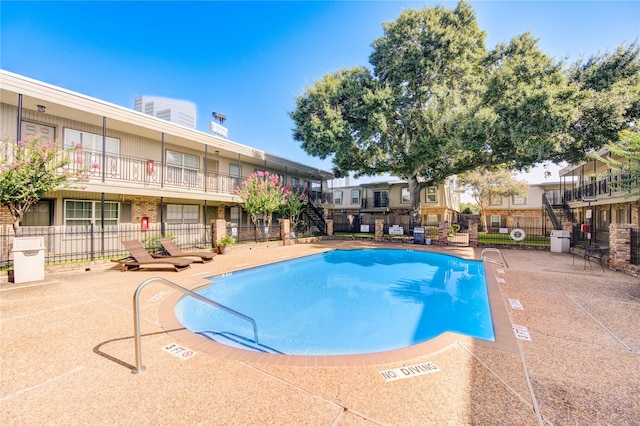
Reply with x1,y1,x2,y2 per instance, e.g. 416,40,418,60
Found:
174,249,494,356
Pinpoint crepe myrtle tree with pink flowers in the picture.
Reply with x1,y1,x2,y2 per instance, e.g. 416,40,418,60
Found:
0,135,90,236
234,171,288,241
279,184,308,234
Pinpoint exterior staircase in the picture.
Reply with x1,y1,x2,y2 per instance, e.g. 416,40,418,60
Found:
302,202,326,234
542,193,577,230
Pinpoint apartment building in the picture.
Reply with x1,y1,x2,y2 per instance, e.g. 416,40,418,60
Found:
326,178,461,234
0,70,333,236
482,182,573,234
559,151,639,246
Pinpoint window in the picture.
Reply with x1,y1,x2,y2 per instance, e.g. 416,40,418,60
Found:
490,215,501,228
350,189,360,205
373,190,389,208
401,188,411,204
229,206,240,227
426,214,439,226
166,150,199,186
229,164,241,190
64,129,120,155
598,209,608,229
616,208,629,224
167,204,199,224
512,195,526,205
491,195,502,206
333,191,343,205
291,177,300,187
64,129,120,174
64,200,119,227
22,201,52,226
229,164,241,177
426,187,437,203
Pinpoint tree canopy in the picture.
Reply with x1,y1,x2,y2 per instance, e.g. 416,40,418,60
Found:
0,135,87,235
458,167,528,230
290,1,639,223
234,171,287,240
595,129,640,200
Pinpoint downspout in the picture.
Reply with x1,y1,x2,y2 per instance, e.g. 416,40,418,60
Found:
100,192,105,258
581,164,584,199
204,145,208,192
102,117,106,183
17,94,22,141
100,118,107,258
161,133,165,189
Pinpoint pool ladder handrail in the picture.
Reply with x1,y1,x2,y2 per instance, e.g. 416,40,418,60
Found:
481,248,509,268
132,277,259,374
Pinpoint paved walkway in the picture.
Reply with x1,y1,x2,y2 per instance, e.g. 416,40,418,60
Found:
1,240,638,425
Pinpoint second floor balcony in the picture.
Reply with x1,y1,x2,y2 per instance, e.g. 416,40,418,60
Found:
563,172,636,203
66,150,327,200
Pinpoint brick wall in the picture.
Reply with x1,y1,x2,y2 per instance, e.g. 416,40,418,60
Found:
0,206,12,226
609,223,639,276
129,196,159,223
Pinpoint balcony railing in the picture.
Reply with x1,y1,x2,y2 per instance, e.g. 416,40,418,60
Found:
563,172,636,202
362,197,390,209
65,151,276,196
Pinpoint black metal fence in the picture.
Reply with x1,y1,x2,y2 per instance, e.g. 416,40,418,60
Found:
229,223,281,244
332,215,417,236
332,220,553,247
476,224,550,246
571,225,610,248
1,223,216,268
632,229,639,266
1,219,327,269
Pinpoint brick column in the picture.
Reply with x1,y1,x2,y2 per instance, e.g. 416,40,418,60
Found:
375,219,384,242
609,223,633,271
279,219,291,246
325,219,334,238
439,221,449,245
469,222,478,247
211,219,227,249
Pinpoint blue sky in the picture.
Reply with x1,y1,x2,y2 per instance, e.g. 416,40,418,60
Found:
1,1,639,184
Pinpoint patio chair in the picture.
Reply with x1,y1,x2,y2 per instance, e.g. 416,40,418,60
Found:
157,238,215,263
111,240,193,272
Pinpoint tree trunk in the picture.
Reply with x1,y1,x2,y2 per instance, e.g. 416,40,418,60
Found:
12,217,21,236
407,174,422,227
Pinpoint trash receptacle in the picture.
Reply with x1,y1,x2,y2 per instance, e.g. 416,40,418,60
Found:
550,230,570,253
413,227,425,244
12,236,45,283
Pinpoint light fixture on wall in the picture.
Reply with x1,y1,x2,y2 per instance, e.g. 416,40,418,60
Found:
37,105,46,113
214,150,219,156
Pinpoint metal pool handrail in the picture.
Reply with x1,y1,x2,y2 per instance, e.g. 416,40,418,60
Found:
481,248,509,268
132,277,259,374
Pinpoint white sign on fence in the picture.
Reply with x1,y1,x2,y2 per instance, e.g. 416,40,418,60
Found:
360,224,370,232
389,225,403,235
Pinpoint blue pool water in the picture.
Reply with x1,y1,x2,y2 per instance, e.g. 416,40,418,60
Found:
175,249,494,356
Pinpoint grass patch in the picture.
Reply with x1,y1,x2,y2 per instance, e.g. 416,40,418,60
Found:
477,232,550,247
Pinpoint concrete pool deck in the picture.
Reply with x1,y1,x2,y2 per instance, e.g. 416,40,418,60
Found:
1,240,639,424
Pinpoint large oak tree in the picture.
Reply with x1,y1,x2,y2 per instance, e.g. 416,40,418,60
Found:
290,1,638,224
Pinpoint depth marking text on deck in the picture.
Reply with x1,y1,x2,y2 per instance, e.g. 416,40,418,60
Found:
163,343,196,360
